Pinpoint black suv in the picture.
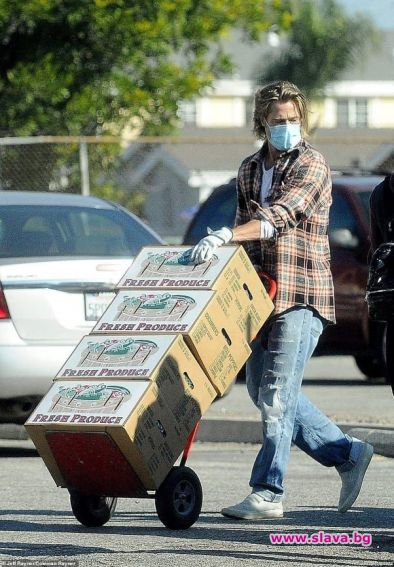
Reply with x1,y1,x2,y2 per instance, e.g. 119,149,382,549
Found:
183,175,386,380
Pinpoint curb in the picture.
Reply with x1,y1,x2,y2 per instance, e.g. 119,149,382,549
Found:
346,427,394,458
0,423,29,440
2,421,393,459
196,419,394,458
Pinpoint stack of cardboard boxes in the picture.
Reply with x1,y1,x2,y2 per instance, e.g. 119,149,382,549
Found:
26,246,274,495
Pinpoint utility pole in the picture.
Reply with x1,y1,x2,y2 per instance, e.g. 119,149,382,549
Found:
79,140,90,196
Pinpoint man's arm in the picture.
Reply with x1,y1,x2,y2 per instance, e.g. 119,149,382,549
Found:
233,174,275,241
255,151,331,234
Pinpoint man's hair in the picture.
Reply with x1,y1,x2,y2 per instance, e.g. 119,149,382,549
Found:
252,80,309,140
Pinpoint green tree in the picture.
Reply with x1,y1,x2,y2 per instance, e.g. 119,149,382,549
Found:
255,0,379,99
0,0,293,210
0,0,292,137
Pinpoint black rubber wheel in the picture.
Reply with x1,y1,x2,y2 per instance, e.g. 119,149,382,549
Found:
69,490,117,527
354,354,385,379
356,322,387,380
155,466,202,529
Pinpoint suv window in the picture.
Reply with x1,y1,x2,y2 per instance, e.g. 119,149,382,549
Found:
184,183,237,244
329,190,359,234
356,191,372,219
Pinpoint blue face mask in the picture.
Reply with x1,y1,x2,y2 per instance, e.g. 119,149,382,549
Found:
266,122,301,151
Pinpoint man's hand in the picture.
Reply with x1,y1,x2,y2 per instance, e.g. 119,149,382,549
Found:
190,226,233,264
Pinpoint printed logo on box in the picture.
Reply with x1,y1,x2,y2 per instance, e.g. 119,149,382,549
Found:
58,335,180,378
50,383,131,413
116,292,196,321
79,337,158,367
119,246,240,288
139,250,219,278
28,380,150,426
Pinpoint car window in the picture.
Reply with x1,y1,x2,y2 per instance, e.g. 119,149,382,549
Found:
355,191,371,220
184,186,237,244
0,205,160,258
184,180,375,247
329,191,359,234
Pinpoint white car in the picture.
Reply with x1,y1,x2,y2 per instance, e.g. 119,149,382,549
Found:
0,191,164,428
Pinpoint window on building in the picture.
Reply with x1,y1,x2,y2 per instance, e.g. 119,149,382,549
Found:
178,100,197,125
336,98,368,128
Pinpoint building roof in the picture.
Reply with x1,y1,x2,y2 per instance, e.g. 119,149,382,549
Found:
216,29,394,85
311,128,394,172
164,127,258,171
166,127,393,173
337,30,394,81
124,127,392,180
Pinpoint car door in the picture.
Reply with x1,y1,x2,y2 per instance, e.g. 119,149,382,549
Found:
324,186,370,353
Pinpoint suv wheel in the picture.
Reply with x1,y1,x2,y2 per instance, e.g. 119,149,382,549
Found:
354,354,385,379
355,322,390,382
354,323,386,380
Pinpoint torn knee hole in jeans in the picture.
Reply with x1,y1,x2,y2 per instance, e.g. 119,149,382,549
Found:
259,374,284,424
271,336,295,348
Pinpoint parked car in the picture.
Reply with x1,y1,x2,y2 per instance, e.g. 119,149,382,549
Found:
0,191,164,425
183,174,387,380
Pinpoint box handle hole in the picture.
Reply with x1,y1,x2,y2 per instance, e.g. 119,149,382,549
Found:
243,283,253,300
183,372,194,389
222,328,232,346
156,419,167,437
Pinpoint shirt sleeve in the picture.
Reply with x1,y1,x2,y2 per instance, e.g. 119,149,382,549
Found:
255,151,332,234
234,170,249,228
234,165,260,259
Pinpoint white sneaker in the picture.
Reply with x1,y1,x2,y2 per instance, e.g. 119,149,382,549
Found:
338,441,374,513
221,493,283,520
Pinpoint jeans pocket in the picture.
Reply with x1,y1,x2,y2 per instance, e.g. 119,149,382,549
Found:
310,326,321,339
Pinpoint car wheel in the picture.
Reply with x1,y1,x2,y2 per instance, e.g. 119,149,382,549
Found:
354,353,385,379
355,322,389,381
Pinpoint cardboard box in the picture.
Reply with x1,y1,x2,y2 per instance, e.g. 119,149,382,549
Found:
110,382,191,490
26,379,190,490
26,245,274,493
91,290,251,395
117,245,274,342
55,333,216,419
25,334,216,491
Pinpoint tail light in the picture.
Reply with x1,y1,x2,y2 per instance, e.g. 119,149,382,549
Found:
0,282,10,319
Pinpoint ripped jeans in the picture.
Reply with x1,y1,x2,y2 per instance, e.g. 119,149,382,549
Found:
246,307,352,501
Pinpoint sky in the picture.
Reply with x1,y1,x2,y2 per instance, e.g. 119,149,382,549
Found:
337,0,394,29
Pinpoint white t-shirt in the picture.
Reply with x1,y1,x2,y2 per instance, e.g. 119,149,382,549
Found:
260,161,274,207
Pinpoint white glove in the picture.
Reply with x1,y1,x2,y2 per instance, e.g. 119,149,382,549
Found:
190,226,233,264
260,219,275,239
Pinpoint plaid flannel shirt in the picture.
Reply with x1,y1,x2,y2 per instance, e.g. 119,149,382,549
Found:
235,139,336,323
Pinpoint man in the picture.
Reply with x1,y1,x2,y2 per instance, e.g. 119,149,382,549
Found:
190,80,373,520
369,171,394,395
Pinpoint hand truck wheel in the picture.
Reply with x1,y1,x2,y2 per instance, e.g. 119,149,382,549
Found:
69,490,118,527
155,466,202,530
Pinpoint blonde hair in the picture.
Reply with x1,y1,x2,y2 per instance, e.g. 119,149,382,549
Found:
252,80,309,140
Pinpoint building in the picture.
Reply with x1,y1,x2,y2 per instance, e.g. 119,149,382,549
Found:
123,30,394,241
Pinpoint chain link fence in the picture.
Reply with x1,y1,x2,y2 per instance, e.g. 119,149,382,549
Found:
0,135,252,241
0,136,138,194
0,134,392,242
